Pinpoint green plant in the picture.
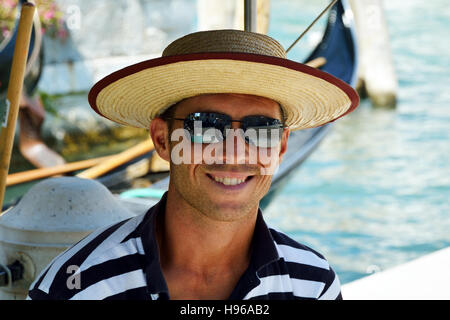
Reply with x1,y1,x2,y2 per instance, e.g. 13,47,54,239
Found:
0,0,17,41
0,0,67,42
35,0,67,39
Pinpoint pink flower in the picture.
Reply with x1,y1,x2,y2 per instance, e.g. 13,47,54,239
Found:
4,0,17,9
44,10,54,20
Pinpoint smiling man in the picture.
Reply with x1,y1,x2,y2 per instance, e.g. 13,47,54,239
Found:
157,93,287,220
27,29,358,300
150,93,288,299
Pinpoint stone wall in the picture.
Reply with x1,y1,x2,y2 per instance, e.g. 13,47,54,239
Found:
38,0,197,94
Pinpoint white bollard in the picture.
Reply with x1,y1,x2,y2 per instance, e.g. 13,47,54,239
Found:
0,177,136,299
349,0,398,108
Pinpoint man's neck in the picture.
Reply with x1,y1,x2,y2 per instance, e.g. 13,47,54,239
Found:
156,187,258,299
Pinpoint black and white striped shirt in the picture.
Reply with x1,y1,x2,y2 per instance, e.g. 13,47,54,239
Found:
27,193,342,300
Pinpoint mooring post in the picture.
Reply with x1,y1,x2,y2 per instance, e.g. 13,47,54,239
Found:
349,0,398,108
244,0,257,32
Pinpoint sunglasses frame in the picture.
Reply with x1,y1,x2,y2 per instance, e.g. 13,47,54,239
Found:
164,112,287,147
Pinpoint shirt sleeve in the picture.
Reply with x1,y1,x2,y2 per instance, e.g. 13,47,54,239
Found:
318,266,342,300
27,288,52,300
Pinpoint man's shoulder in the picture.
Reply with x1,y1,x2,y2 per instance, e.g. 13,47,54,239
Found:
268,227,330,269
27,212,149,300
264,227,342,299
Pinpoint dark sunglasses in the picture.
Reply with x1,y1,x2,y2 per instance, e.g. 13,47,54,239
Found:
165,112,285,147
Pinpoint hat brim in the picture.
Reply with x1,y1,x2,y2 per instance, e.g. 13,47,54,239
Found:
88,52,359,131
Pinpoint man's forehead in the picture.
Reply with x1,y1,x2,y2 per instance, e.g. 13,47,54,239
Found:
175,93,283,119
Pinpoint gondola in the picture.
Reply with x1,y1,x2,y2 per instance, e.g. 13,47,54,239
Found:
260,0,359,208
0,0,44,99
106,0,359,212
1,1,66,174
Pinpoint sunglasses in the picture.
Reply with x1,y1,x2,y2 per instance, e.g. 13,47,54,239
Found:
166,112,285,147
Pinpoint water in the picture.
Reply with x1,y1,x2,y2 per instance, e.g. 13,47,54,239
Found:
264,0,450,284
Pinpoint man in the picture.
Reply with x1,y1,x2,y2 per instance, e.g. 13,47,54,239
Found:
27,29,359,300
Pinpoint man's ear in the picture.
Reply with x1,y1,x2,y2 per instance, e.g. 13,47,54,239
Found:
278,128,290,163
149,118,171,162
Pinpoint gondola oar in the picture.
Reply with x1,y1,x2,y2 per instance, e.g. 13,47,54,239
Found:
5,138,156,188
6,155,114,187
0,2,36,211
76,139,155,179
305,57,327,68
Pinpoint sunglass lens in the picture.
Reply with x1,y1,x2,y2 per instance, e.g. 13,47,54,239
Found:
242,116,284,147
244,127,283,147
186,113,229,143
184,113,283,146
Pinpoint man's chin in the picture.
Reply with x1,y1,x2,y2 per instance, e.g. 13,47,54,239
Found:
200,198,259,222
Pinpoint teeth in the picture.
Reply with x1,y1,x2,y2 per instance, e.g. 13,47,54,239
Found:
213,176,246,185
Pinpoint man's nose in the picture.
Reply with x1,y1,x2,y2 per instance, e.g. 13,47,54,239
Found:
222,127,250,165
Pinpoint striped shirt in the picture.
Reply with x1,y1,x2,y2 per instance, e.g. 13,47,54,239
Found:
27,193,342,300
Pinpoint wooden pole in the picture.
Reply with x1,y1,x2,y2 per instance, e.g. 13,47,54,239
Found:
0,3,36,210
244,0,257,32
76,139,155,179
6,155,114,187
6,138,156,186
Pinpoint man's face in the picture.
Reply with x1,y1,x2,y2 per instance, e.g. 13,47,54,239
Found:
160,93,289,222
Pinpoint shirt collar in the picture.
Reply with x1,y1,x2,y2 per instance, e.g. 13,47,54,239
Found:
250,208,280,271
141,192,169,296
140,192,280,296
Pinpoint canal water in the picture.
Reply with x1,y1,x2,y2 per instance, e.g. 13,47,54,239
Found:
264,0,450,284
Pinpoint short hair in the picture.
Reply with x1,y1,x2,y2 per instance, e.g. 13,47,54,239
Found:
157,101,181,132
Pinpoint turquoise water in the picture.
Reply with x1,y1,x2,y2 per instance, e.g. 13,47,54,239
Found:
265,0,450,284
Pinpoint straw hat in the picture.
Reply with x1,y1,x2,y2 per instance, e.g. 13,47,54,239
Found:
88,29,359,131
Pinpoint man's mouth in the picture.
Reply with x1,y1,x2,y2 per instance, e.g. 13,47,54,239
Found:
206,173,254,187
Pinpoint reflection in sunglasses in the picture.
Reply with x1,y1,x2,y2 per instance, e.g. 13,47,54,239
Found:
170,127,281,176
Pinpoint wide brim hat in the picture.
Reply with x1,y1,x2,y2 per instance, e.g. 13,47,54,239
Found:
88,29,359,131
